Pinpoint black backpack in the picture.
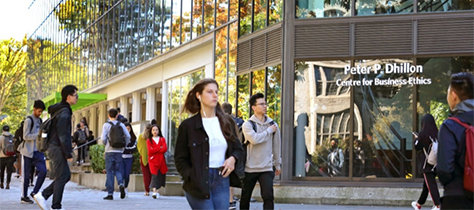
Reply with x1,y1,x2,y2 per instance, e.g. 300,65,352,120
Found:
37,109,66,152
13,116,36,153
241,121,257,166
108,121,126,148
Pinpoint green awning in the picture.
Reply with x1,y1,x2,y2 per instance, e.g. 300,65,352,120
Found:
41,92,107,112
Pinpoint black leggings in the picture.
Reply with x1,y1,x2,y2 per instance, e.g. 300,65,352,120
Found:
417,170,441,206
0,157,15,184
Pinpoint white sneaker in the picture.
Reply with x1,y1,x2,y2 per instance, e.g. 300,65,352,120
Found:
152,192,157,199
33,194,49,210
411,201,421,210
156,192,160,198
125,188,128,197
431,206,440,210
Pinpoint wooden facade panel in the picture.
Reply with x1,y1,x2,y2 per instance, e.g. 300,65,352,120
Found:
295,24,350,59
237,41,251,71
251,35,266,67
355,21,412,56
266,28,282,63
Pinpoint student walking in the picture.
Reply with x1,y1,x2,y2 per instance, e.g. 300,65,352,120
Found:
101,108,131,200
137,123,152,196
121,122,137,196
412,114,440,210
19,100,47,205
437,72,474,209
147,124,168,199
0,125,16,190
240,93,282,210
34,85,78,210
175,78,243,210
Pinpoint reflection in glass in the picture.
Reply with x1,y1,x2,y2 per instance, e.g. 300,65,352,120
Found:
253,0,267,31
239,0,252,36
237,74,250,119
230,0,239,20
269,0,283,24
252,69,266,95
296,0,351,18
204,0,216,32
193,0,203,37
172,0,182,48
294,61,352,177
154,0,164,56
182,0,192,43
418,0,473,12
215,26,228,102
353,59,413,178
266,64,282,126
355,0,413,16
163,0,173,52
217,0,229,27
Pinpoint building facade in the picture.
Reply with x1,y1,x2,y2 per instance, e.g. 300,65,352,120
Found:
27,0,473,194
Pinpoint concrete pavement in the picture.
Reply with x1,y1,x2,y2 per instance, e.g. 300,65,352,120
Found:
0,175,413,210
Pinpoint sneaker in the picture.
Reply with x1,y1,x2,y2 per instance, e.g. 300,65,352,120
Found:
229,201,237,210
431,206,440,210
30,183,35,187
233,196,240,202
124,188,128,197
250,198,257,202
119,185,125,199
411,201,421,210
144,192,149,196
152,193,157,199
103,195,113,200
33,193,49,210
5,183,9,189
21,197,34,204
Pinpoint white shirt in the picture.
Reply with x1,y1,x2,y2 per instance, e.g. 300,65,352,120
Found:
202,117,228,168
152,136,160,144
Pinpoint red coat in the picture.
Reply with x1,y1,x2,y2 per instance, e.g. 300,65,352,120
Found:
147,137,169,175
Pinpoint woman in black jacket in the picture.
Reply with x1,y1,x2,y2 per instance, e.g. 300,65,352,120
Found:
412,114,440,210
174,78,243,210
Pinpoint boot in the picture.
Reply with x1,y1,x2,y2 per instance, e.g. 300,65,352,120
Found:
0,182,3,189
5,183,9,189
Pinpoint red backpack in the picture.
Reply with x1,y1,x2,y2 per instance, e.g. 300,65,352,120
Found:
449,117,474,193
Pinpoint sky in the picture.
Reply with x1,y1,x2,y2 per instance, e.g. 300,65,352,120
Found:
0,0,33,40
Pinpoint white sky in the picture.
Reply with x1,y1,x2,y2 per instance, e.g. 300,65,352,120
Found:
0,0,32,40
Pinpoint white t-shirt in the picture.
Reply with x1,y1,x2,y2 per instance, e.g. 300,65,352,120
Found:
152,136,160,144
202,117,228,168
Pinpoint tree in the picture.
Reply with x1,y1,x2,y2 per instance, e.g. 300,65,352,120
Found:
0,38,28,115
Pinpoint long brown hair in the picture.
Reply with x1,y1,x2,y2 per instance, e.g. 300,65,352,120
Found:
182,78,236,142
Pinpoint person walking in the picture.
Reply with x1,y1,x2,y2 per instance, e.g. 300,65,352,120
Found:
137,123,152,196
19,100,47,205
412,114,440,210
147,124,168,199
72,123,87,165
437,72,474,210
33,85,78,210
0,125,16,190
101,108,131,200
240,92,282,210
175,78,243,210
121,122,137,196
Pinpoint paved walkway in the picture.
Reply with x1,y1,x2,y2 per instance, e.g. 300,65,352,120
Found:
0,174,411,210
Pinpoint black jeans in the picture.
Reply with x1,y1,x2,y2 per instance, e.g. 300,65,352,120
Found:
240,171,275,210
441,196,473,210
418,170,441,206
42,145,71,209
0,156,15,184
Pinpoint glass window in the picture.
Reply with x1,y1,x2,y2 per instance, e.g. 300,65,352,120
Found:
193,0,203,37
182,0,192,43
266,64,282,126
239,0,252,36
252,69,266,95
353,59,414,178
296,0,351,18
163,0,173,52
154,0,164,56
269,0,283,24
215,26,228,102
355,0,413,16
204,0,215,32
172,0,182,48
230,0,239,20
294,61,351,178
253,0,267,31
237,73,250,119
418,0,473,12
217,0,229,27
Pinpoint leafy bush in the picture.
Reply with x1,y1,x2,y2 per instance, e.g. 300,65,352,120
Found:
90,144,105,173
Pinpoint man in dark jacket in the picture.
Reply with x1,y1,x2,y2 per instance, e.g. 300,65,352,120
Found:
437,72,474,209
34,85,78,210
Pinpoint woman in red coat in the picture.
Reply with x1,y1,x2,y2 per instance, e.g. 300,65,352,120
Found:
147,124,168,199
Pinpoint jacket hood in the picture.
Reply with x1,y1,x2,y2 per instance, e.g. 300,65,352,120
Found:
452,99,474,114
2,131,12,137
249,114,274,125
48,101,72,115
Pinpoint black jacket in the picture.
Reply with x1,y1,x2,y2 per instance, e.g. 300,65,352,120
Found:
438,99,474,198
174,113,244,199
48,101,73,159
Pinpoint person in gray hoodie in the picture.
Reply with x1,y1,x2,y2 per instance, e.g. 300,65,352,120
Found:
240,93,282,210
101,108,131,200
19,100,47,204
0,125,16,190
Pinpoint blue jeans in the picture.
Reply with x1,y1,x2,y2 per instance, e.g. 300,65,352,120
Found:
105,152,123,195
120,157,133,188
185,168,229,210
22,151,47,197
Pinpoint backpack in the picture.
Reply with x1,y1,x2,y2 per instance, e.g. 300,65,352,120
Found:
13,116,34,153
77,130,87,145
37,109,67,152
449,116,474,193
422,136,438,167
2,135,15,156
241,121,257,166
108,121,126,148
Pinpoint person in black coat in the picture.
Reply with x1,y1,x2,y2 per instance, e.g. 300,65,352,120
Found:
174,78,243,210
